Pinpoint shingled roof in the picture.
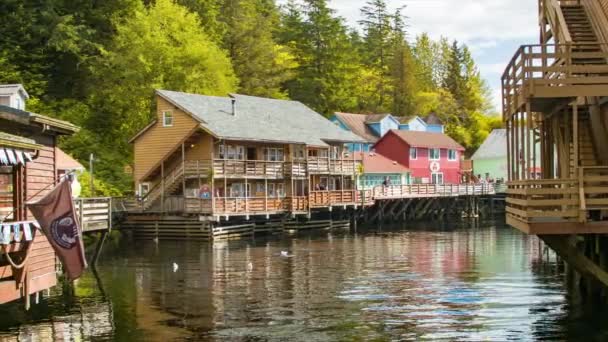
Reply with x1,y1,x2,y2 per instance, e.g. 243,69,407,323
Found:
333,112,380,143
354,152,409,174
157,90,364,147
384,130,465,150
471,129,506,159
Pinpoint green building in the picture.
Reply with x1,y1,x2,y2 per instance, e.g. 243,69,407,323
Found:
471,129,508,181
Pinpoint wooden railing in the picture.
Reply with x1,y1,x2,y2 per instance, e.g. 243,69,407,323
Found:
579,167,608,220
373,184,495,199
506,179,580,223
213,159,285,178
502,44,608,116
285,161,307,178
309,190,357,207
74,197,112,232
213,197,286,214
540,0,572,45
307,157,361,174
286,196,308,212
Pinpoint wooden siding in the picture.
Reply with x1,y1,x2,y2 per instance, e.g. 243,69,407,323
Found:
133,96,200,183
0,125,59,305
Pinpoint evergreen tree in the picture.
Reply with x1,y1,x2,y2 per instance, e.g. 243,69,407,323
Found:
389,7,417,116
279,0,359,114
221,0,293,98
358,0,398,111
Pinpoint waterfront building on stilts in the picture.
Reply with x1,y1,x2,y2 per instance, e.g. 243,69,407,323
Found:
503,0,608,298
128,90,365,224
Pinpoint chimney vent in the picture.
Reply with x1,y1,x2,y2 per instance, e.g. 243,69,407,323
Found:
231,98,236,116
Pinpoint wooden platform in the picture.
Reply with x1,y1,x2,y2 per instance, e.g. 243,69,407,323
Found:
507,214,608,235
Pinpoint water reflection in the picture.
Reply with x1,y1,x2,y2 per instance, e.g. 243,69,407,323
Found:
0,220,607,341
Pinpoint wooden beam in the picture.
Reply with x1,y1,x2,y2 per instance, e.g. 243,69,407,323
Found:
541,235,608,289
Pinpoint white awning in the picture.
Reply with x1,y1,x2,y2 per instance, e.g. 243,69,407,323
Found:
0,148,33,166
0,221,39,244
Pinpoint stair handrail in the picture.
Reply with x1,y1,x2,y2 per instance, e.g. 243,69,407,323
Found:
542,0,573,45
580,0,608,52
140,162,186,207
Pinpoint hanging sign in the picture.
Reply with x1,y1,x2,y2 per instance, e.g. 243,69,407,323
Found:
430,161,441,172
199,184,211,199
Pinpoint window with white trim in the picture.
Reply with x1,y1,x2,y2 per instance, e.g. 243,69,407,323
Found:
162,111,173,127
431,172,444,184
264,147,284,162
448,149,457,161
226,146,245,160
0,166,14,221
230,183,250,197
266,183,285,198
429,148,440,160
409,147,417,160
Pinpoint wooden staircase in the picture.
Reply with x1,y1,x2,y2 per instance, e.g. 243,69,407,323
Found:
141,163,186,210
561,3,605,64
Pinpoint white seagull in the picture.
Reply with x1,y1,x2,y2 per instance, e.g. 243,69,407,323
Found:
173,262,179,272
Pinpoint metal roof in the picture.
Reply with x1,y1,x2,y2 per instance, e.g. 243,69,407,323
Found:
333,112,380,143
470,129,507,160
157,90,364,146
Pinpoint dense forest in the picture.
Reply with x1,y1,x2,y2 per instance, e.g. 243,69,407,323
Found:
0,0,502,194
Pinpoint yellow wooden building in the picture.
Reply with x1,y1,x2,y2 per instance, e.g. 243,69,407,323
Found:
130,90,365,220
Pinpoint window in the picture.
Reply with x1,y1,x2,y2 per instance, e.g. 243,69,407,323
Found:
409,147,417,160
256,183,265,194
429,148,440,160
295,146,305,159
226,146,245,160
266,183,285,198
15,97,22,110
230,183,250,197
264,148,284,162
0,167,14,221
330,146,340,159
139,183,150,197
431,172,444,184
448,149,457,161
162,111,173,127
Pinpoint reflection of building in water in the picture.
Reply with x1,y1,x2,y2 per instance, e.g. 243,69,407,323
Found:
0,302,113,341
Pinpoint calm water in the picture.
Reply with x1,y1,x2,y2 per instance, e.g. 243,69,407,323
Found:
0,220,607,341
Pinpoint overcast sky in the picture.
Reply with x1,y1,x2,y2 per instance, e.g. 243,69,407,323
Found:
277,0,539,112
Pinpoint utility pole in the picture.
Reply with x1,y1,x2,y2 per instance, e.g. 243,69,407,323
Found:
89,153,95,196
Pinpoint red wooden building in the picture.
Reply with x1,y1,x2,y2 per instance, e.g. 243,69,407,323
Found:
372,130,465,184
0,85,79,306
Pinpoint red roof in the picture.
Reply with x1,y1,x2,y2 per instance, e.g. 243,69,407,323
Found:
55,147,84,171
354,152,409,174
381,130,465,150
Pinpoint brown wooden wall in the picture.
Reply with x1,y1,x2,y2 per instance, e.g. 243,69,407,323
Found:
0,125,59,304
133,96,200,183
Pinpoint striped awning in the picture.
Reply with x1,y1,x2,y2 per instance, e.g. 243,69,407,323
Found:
0,148,34,166
0,221,39,244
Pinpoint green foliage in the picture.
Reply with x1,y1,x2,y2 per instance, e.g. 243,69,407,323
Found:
0,0,500,192
78,171,122,198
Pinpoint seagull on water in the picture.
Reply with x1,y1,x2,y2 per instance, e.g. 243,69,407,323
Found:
280,251,290,257
173,262,179,272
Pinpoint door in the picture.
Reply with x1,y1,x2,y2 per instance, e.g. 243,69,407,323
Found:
247,147,256,160
431,172,444,184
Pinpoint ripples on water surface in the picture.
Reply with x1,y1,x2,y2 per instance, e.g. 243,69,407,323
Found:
0,220,607,341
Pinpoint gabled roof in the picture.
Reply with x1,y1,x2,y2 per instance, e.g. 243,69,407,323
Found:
56,147,85,171
364,113,391,123
156,90,363,146
0,105,79,135
0,84,29,99
394,115,417,124
471,129,506,160
424,113,443,125
354,151,409,174
381,130,465,150
333,112,380,143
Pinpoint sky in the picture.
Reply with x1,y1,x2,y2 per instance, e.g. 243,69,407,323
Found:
277,0,540,112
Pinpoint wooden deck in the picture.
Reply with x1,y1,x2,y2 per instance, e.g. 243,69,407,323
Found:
506,168,608,234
